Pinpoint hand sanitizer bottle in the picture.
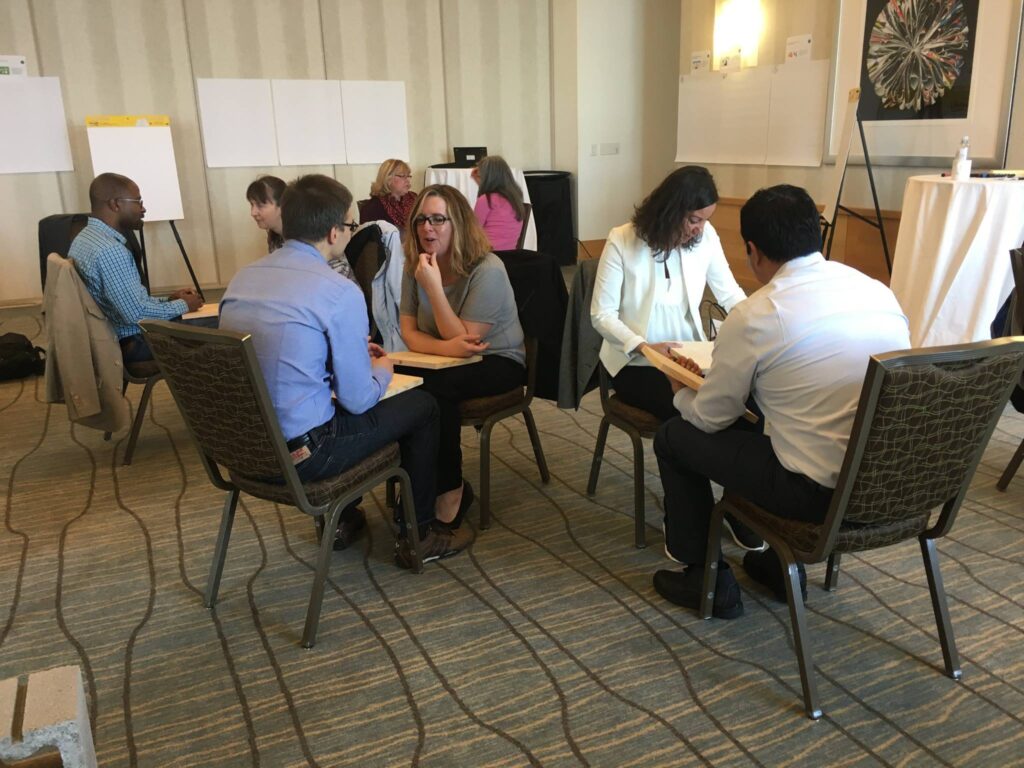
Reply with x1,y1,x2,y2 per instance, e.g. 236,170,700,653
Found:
952,136,971,180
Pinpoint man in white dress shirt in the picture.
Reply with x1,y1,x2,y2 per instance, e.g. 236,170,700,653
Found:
652,185,911,618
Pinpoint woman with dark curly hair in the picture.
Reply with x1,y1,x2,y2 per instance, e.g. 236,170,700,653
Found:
591,165,745,422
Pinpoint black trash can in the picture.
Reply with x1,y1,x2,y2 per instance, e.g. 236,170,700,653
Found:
524,170,575,266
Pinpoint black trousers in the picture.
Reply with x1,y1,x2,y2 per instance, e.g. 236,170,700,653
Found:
654,416,833,564
612,365,678,422
412,355,526,494
295,389,439,536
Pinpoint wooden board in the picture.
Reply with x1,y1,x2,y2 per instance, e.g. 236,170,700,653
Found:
388,350,483,369
641,346,758,423
382,372,422,400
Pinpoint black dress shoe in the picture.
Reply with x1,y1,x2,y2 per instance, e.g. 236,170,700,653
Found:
653,562,744,619
743,547,807,603
332,506,367,551
436,481,474,531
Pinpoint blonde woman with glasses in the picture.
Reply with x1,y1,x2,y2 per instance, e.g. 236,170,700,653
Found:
360,158,417,232
399,185,525,532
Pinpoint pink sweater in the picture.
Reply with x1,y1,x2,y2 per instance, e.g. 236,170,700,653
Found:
474,193,523,251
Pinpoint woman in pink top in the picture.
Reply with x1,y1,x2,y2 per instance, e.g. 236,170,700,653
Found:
472,155,527,251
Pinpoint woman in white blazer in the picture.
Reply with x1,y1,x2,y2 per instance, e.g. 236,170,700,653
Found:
591,166,746,421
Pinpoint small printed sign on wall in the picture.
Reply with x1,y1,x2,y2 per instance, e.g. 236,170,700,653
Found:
718,46,742,72
0,55,27,77
785,35,812,63
690,50,711,73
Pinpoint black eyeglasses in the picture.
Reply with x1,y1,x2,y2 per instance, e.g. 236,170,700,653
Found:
340,221,359,232
413,214,450,227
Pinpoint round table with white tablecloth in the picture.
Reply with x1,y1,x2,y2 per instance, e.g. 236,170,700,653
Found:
423,166,538,251
890,174,1024,348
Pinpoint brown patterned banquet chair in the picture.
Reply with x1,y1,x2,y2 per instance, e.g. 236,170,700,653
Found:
701,338,1024,719
139,320,422,649
996,247,1024,491
514,203,533,250
458,335,550,529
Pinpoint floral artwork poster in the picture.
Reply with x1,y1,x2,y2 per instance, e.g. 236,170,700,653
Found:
858,0,979,121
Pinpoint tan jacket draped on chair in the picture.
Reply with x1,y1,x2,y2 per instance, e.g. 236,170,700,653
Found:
43,253,130,433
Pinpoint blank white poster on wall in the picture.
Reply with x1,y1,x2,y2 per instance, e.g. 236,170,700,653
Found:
87,125,183,221
340,80,409,164
676,68,770,165
196,78,278,168
765,60,828,167
271,79,347,166
0,77,73,174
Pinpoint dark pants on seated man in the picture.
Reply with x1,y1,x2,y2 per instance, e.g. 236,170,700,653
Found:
291,389,439,537
120,314,220,365
655,415,833,564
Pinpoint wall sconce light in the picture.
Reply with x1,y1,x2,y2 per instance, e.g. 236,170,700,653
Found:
714,0,764,70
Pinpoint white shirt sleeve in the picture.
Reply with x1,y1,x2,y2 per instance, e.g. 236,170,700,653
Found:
591,232,647,356
673,306,761,432
704,232,747,312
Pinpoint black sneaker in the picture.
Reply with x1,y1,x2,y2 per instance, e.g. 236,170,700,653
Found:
394,522,475,569
435,481,475,531
723,512,767,552
332,506,367,551
742,547,807,603
653,562,744,619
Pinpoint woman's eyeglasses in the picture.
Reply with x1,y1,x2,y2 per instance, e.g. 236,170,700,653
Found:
413,214,450,227
392,173,412,179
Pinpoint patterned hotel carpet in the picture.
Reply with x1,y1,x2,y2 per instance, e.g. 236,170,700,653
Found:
1,309,1023,767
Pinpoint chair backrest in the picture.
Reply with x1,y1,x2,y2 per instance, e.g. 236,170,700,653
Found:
516,203,533,250
818,339,1024,555
1011,248,1023,331
139,320,311,508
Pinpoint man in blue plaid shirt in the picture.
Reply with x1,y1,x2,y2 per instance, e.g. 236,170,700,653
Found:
70,173,203,363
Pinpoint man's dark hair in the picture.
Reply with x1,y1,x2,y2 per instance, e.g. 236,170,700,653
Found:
280,174,353,243
632,165,718,254
739,185,823,263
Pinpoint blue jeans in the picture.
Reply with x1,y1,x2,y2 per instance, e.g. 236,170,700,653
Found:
295,389,439,536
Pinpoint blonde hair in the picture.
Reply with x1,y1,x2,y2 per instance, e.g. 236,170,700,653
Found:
404,185,491,278
370,159,412,198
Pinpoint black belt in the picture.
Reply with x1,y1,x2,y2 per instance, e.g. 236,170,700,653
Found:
286,421,331,464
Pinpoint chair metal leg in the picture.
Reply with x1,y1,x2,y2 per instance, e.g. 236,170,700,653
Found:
996,437,1024,491
478,422,494,530
630,431,646,548
397,469,422,574
301,498,349,648
204,489,239,608
385,477,397,508
523,407,550,483
587,418,611,496
824,552,841,592
777,543,822,719
920,536,963,680
700,504,727,619
123,376,159,466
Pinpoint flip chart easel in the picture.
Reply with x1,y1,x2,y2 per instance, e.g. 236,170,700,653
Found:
86,115,203,298
820,89,891,273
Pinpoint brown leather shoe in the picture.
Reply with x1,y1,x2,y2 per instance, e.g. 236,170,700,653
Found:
332,506,367,551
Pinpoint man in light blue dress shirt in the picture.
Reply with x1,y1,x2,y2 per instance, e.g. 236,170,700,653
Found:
70,173,204,363
220,175,472,567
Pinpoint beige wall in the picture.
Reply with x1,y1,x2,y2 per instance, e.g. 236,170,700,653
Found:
0,0,551,305
679,0,1024,211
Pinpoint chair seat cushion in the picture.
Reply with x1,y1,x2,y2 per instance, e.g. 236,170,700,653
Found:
726,494,930,558
229,443,400,508
606,395,661,434
459,387,525,420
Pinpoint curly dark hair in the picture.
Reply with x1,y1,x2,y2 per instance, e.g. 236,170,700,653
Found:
631,166,718,255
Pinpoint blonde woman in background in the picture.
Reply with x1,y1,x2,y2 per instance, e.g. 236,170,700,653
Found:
360,158,417,232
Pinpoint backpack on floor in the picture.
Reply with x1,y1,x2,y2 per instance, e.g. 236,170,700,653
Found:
0,332,46,381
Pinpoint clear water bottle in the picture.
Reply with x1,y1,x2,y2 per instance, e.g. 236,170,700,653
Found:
952,135,971,180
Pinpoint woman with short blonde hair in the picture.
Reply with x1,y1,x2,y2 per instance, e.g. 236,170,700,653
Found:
361,158,416,231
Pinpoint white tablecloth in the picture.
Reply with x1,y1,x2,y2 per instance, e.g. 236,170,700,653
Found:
423,166,538,251
890,174,1024,348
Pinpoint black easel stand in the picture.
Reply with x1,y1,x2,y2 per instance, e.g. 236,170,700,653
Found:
138,220,205,301
821,113,892,274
